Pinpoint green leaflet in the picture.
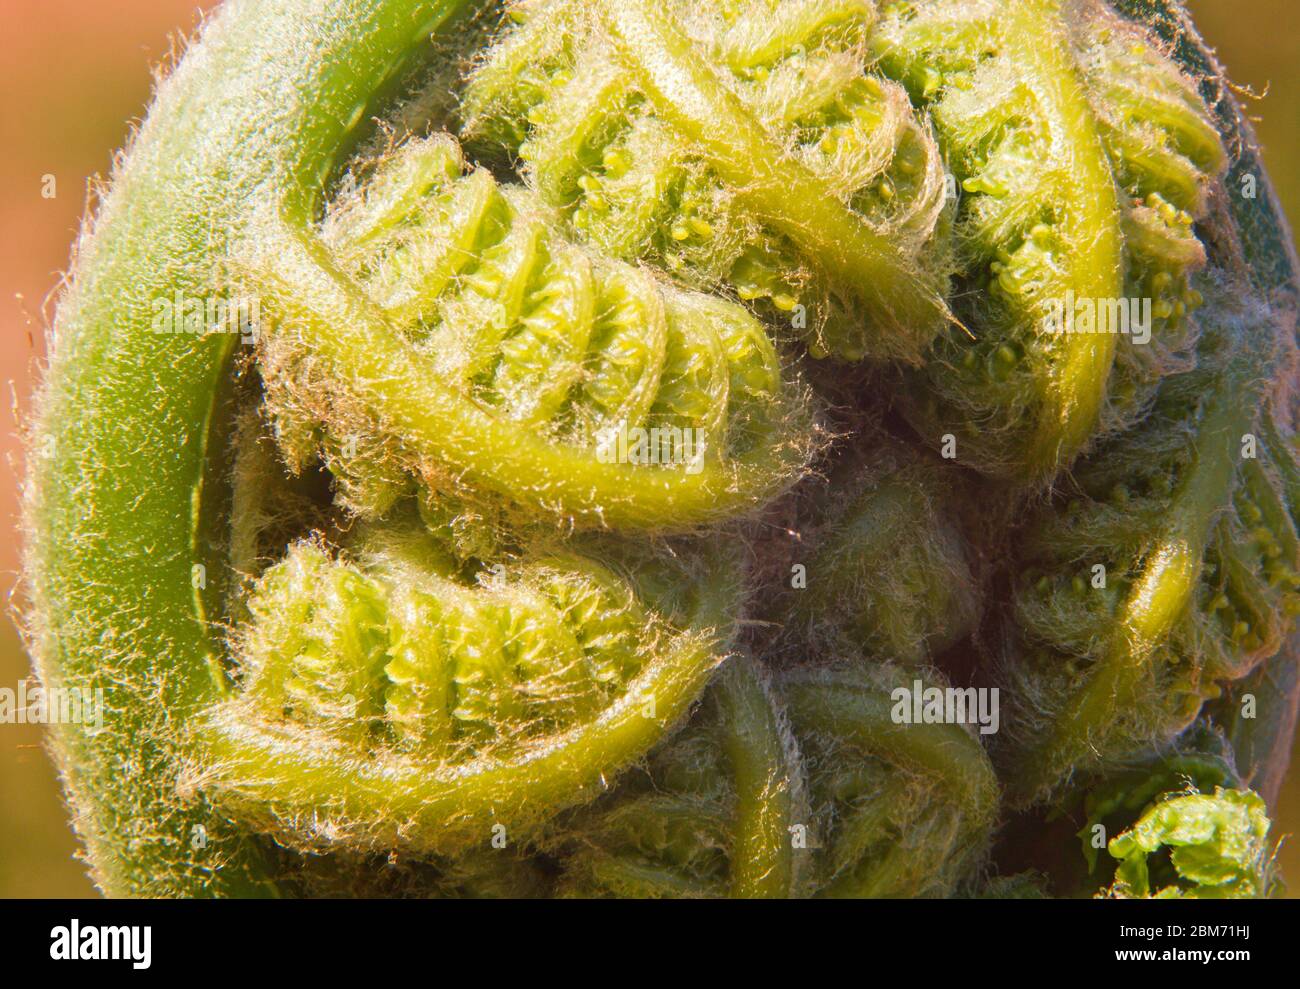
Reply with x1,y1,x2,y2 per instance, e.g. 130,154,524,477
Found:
257,132,817,530
999,296,1300,805
207,516,745,856
875,0,1225,483
1106,788,1274,898
1074,724,1240,876
462,0,951,362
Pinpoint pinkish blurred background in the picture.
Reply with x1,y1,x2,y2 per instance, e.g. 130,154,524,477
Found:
0,0,1297,897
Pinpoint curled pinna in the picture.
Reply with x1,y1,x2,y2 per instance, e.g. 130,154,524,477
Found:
546,655,806,897
256,131,819,531
875,0,1226,482
775,433,982,666
204,515,745,857
997,293,1300,805
779,665,999,897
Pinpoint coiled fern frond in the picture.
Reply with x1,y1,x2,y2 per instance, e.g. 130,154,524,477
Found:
206,514,744,856
257,131,819,531
999,290,1299,804
21,0,1298,899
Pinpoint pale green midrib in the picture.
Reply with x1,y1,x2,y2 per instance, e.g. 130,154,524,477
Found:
1000,0,1124,478
1026,341,1266,797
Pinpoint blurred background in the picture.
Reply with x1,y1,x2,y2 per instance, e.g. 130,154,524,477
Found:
0,0,1296,897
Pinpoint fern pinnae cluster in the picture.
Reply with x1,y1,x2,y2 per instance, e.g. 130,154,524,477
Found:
205,515,747,856
254,132,819,532
876,0,1226,483
462,0,952,362
999,288,1300,805
780,664,999,897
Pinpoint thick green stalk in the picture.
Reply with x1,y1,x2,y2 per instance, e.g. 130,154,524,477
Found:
25,0,482,896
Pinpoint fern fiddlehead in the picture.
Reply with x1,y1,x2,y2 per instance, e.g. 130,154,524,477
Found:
1105,787,1275,898
548,655,805,897
462,0,951,362
998,293,1300,804
23,0,1298,900
780,665,999,896
205,515,745,855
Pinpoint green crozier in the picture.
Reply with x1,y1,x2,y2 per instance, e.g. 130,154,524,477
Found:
23,0,1299,900
1000,295,1300,806
876,0,1224,484
257,131,818,529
